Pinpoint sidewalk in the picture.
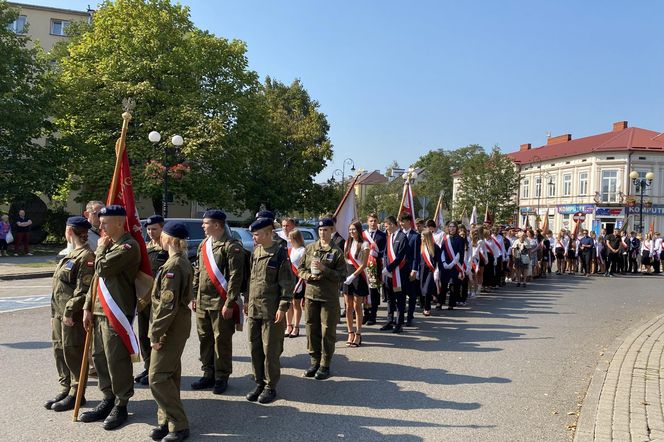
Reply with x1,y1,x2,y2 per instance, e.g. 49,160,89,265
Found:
575,312,664,441
0,255,58,280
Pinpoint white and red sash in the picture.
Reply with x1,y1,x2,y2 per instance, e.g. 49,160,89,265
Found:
386,233,404,292
346,240,368,281
202,238,243,329
97,277,140,359
442,235,464,274
421,243,435,273
288,246,305,294
491,236,503,257
362,231,379,264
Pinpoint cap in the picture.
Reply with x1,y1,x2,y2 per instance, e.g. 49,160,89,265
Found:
99,205,126,217
145,215,165,226
249,217,274,232
66,216,92,229
163,221,188,239
318,218,334,228
255,210,275,219
203,209,226,221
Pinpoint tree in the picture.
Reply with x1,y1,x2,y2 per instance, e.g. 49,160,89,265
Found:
358,162,404,219
0,1,59,204
455,146,520,223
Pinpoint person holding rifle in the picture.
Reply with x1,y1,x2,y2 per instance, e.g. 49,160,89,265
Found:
80,205,141,430
45,216,95,412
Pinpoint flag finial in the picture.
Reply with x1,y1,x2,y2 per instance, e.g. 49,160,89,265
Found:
122,97,135,121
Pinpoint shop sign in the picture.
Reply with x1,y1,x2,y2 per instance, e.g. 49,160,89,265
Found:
595,207,625,218
627,205,664,216
557,204,594,214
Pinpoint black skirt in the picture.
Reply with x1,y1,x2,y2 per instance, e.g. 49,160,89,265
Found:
555,247,565,260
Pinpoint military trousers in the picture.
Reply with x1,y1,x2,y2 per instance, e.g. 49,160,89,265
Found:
196,308,235,380
247,316,286,389
51,316,85,395
91,315,134,406
305,298,339,368
149,313,190,433
137,305,152,370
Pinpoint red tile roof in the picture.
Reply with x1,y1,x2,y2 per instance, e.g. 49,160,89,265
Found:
355,170,388,185
507,126,664,165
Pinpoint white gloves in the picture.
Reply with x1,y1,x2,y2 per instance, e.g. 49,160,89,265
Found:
382,268,392,278
434,268,440,283
344,274,356,285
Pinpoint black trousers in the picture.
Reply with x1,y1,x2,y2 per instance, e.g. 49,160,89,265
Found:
405,278,420,321
363,286,381,322
580,251,592,274
440,270,460,308
385,283,406,325
460,276,469,302
608,252,621,274
654,256,661,273
483,257,495,287
494,257,503,286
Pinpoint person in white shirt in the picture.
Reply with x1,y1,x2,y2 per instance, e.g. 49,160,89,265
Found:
342,221,369,348
641,232,653,274
653,232,662,274
285,229,306,338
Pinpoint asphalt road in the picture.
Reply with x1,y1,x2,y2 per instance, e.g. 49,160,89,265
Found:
1,274,663,441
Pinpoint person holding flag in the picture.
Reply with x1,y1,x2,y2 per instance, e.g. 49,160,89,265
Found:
191,209,246,395
80,205,141,430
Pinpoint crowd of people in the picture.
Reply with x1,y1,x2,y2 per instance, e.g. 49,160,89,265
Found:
44,201,658,441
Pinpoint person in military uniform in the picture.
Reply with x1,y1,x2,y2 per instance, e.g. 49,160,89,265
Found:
81,205,141,430
135,215,168,386
245,212,294,404
298,218,346,380
147,221,193,442
45,216,96,412
192,209,245,394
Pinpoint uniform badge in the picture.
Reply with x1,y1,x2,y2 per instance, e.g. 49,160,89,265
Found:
64,260,75,271
325,253,334,262
165,272,175,279
86,261,94,267
123,243,132,249
161,290,175,303
82,275,92,285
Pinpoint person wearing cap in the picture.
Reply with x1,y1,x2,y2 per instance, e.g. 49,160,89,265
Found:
45,216,96,412
134,215,168,386
298,217,346,380
245,213,294,403
80,205,141,430
192,209,246,394
147,221,193,442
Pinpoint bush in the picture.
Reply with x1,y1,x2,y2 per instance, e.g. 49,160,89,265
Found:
43,207,69,244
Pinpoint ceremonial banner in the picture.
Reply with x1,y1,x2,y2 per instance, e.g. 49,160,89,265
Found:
469,206,478,225
433,192,445,229
334,175,359,241
399,179,415,220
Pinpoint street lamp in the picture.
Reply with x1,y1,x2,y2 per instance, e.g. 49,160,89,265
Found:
629,170,654,233
341,158,356,188
149,131,184,218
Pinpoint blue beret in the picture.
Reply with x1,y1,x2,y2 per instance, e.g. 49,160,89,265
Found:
66,216,92,229
249,217,274,232
145,215,164,226
255,210,275,220
203,209,226,221
99,205,126,217
318,218,334,228
163,221,189,239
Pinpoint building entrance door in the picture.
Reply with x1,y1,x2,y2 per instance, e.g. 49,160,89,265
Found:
602,221,615,235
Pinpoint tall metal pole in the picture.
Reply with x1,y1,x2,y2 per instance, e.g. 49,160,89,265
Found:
638,184,644,234
162,149,169,218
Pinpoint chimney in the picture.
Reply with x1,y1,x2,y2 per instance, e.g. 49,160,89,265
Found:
547,134,572,145
612,121,628,132
520,143,532,151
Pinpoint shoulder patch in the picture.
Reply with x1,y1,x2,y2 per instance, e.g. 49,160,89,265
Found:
123,243,132,249
165,272,175,279
161,290,174,303
82,274,92,285
87,261,94,267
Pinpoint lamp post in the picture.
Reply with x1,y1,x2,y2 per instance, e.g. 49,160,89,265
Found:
148,131,184,218
629,170,654,233
341,158,356,188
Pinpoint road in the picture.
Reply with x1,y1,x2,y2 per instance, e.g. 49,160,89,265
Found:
0,274,662,441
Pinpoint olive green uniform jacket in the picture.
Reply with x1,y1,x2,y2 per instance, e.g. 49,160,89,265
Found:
298,240,346,301
247,243,295,319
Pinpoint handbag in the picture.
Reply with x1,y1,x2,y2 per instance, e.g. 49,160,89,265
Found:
6,230,13,244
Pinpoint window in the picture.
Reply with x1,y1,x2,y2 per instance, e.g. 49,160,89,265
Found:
601,170,618,203
633,170,651,195
562,174,572,196
535,176,542,198
50,19,70,36
579,172,589,195
8,15,27,33
521,178,529,199
548,176,556,197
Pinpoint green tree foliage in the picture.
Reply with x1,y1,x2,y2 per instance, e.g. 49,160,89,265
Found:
455,146,520,223
0,1,59,204
358,166,403,220
54,0,331,214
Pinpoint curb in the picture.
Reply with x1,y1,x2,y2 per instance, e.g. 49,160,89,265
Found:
0,271,55,281
574,312,664,441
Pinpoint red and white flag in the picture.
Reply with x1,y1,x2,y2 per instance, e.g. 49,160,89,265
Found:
334,175,359,240
469,206,478,225
433,192,445,229
399,179,415,219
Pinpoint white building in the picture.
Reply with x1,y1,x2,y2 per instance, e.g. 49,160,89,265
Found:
506,121,664,234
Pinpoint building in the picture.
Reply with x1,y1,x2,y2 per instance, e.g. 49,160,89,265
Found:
507,121,664,234
352,170,389,203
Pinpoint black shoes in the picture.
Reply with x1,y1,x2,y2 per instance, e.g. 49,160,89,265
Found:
246,385,264,402
366,320,376,326
79,398,115,422
134,369,148,383
213,379,228,395
140,375,150,385
163,429,190,441
102,405,128,430
44,391,68,410
314,366,331,380
379,322,394,331
393,324,403,334
52,395,83,412
191,376,215,390
257,388,277,404
149,424,168,441
303,364,320,378
406,319,413,327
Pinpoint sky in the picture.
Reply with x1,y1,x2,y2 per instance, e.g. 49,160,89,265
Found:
19,0,664,182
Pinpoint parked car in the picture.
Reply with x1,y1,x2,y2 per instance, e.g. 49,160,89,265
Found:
141,218,206,263
230,227,254,253
275,226,318,245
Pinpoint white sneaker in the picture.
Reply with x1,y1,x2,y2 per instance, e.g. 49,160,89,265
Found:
26,253,33,256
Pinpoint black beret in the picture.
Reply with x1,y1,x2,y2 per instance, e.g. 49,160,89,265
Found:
203,209,226,221
249,217,274,232
66,216,92,229
255,210,275,220
318,218,334,228
99,205,126,217
145,215,164,226
163,221,189,239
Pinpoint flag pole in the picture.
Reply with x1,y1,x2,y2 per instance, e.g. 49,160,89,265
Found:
334,174,360,219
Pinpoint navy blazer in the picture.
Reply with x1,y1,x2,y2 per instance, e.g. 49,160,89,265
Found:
419,244,440,296
404,229,421,273
441,234,465,268
367,229,387,259
384,230,408,273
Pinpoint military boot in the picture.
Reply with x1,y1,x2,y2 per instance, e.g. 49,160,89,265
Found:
44,391,68,410
149,424,168,441
78,397,114,422
103,404,128,430
52,395,84,412
162,428,190,441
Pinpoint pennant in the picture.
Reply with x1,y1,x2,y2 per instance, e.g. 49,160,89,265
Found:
483,205,493,225
470,206,478,225
399,178,415,220
433,192,445,229
333,175,359,241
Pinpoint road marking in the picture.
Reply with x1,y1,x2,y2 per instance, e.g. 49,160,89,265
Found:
0,295,50,313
